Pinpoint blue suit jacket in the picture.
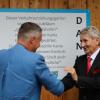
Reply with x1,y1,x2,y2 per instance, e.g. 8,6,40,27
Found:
0,44,64,100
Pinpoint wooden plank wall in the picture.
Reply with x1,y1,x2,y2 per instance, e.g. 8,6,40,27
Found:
0,0,100,100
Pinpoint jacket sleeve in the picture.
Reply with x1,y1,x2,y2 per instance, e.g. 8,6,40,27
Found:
34,54,64,96
61,73,76,91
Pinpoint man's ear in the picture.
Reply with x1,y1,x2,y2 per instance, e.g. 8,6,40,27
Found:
29,36,36,44
96,38,100,45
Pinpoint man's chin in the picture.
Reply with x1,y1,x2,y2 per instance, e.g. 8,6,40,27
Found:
83,50,88,54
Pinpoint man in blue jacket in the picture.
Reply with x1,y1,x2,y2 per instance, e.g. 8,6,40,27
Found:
0,22,74,100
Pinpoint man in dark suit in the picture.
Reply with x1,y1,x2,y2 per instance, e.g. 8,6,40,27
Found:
65,26,100,100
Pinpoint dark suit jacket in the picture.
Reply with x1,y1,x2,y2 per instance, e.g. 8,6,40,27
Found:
74,50,100,100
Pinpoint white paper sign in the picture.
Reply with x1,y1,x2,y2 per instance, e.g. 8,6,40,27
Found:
0,9,90,79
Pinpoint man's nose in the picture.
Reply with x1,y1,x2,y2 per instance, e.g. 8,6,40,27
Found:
81,42,85,48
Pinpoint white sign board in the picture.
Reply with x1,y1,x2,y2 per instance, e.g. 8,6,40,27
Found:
0,9,90,79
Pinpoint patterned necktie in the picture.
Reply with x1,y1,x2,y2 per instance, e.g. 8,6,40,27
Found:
87,56,91,74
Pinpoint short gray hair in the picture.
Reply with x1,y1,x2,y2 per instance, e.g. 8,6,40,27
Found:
18,22,42,39
80,26,100,38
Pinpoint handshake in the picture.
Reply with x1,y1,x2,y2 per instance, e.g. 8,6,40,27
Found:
64,67,78,81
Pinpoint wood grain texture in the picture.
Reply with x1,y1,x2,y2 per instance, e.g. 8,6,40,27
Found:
0,0,100,100
62,87,79,100
50,0,69,8
41,87,63,100
68,0,86,9
87,0,100,29
29,0,49,8
10,0,29,8
0,0,9,8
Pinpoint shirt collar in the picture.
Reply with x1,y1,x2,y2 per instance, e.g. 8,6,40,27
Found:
91,48,100,60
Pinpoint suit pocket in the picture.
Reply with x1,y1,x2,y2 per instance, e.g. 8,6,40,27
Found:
93,69,100,77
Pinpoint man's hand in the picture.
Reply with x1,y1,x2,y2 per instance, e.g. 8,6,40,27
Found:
64,67,78,81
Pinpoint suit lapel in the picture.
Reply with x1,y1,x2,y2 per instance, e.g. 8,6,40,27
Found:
83,56,87,76
80,55,87,76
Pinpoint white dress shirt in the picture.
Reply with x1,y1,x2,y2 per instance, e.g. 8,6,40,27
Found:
90,48,100,66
